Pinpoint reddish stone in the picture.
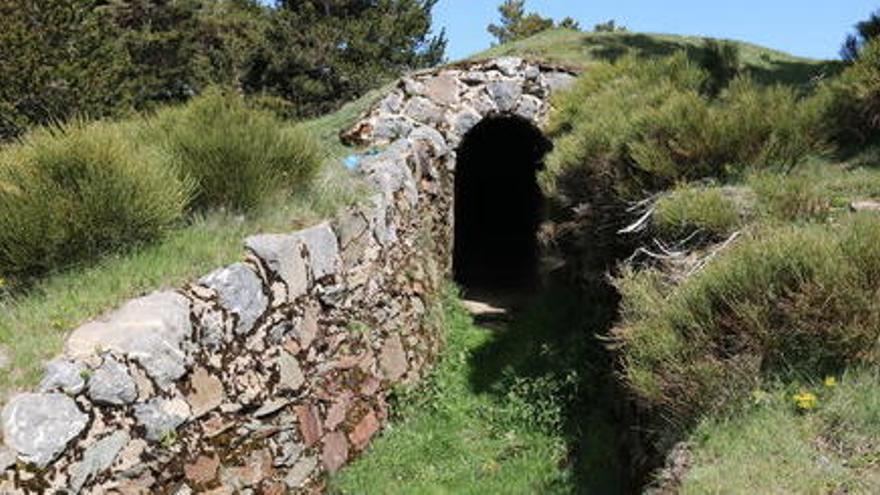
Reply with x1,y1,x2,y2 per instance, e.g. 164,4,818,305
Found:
349,410,380,450
282,338,301,356
224,449,273,488
321,432,349,473
300,302,320,349
295,404,323,447
324,393,352,431
202,415,234,438
260,481,287,495
379,335,408,381
360,375,381,396
184,454,220,485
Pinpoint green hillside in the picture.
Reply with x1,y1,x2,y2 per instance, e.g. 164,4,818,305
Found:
474,28,842,85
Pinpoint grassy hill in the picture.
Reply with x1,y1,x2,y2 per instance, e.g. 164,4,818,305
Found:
474,29,842,86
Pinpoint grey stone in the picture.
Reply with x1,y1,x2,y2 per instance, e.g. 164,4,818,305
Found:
291,223,340,281
409,125,449,157
253,399,292,418
88,356,137,405
401,78,425,96
134,398,190,442
460,71,488,84
851,200,880,212
0,446,15,471
360,146,418,206
372,115,414,142
66,292,192,391
200,263,268,335
450,107,483,138
523,64,541,80
377,91,404,113
1,393,88,467
514,95,544,121
284,455,318,489
494,56,524,76
487,80,523,112
38,359,86,395
277,352,305,392
403,96,445,126
367,194,396,247
273,433,303,468
245,234,309,301
543,71,576,94
422,74,460,106
69,430,129,492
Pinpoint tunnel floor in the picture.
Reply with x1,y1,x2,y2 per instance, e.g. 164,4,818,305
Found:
453,115,551,294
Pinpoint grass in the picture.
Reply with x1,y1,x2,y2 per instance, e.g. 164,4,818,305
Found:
331,284,626,494
472,29,840,87
679,369,880,494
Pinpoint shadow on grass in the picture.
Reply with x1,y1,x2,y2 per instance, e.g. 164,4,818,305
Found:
466,276,635,494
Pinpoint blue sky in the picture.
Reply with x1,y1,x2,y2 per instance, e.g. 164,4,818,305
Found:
432,1,878,61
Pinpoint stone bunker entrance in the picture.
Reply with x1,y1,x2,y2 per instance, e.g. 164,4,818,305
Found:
453,115,551,292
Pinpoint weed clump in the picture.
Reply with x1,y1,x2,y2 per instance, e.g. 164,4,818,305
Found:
0,121,191,277
147,89,323,212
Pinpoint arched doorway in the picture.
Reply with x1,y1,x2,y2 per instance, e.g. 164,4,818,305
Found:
453,115,552,293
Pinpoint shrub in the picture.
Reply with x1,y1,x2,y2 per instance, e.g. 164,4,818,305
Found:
545,55,825,205
0,121,191,278
822,38,880,145
612,217,880,428
700,39,741,96
653,185,747,238
147,89,323,212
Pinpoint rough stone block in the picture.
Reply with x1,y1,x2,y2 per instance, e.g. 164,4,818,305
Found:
66,292,192,390
38,359,86,395
88,356,137,406
69,430,129,492
291,222,341,281
134,397,191,442
245,234,309,301
487,80,523,113
1,393,88,467
200,263,268,335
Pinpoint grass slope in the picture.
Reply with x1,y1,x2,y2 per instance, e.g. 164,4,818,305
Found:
474,29,840,86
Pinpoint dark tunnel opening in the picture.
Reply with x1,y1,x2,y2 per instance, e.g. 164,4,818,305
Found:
453,115,552,293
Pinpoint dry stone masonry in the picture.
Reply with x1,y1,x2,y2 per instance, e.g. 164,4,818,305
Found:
0,57,575,494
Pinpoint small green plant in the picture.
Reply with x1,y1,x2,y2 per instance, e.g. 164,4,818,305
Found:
0,120,191,278
146,89,323,212
160,430,178,449
653,185,747,238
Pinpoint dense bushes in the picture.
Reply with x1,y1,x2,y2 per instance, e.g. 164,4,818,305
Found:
612,216,880,428
544,54,825,204
146,90,322,212
0,91,323,278
0,122,191,277
822,38,880,146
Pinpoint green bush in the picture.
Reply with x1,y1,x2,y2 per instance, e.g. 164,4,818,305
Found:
653,185,748,238
147,90,323,212
823,38,880,145
0,121,191,278
699,39,741,96
612,216,880,428
544,54,826,203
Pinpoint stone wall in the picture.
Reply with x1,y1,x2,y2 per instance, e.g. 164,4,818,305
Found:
0,57,575,494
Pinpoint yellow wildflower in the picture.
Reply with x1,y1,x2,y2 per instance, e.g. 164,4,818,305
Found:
793,391,818,411
824,376,838,388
